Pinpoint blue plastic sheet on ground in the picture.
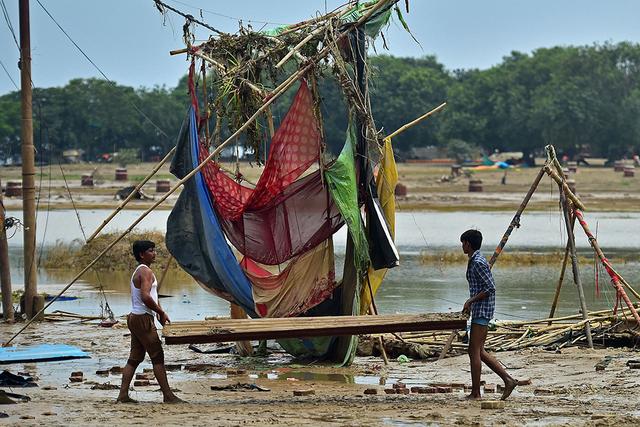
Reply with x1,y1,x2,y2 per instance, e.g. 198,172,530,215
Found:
0,344,89,364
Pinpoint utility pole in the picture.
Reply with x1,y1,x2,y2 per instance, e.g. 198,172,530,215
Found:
19,0,37,319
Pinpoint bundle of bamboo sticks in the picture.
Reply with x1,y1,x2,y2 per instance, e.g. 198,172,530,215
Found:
391,305,640,356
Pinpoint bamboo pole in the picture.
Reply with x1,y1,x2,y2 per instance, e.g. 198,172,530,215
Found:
369,304,389,365
385,102,447,140
543,166,585,211
437,330,457,360
573,209,640,327
86,146,176,243
0,180,14,322
2,0,395,347
157,256,173,292
275,27,323,68
548,215,575,324
488,167,546,268
230,303,253,356
573,209,640,301
366,276,389,365
190,50,266,97
559,189,593,348
201,59,210,143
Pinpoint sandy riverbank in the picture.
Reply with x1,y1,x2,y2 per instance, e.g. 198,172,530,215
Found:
2,162,639,212
0,320,639,426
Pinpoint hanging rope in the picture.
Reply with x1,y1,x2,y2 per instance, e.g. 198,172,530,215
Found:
59,163,115,321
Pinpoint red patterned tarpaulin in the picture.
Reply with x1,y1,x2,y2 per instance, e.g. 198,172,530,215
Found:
216,169,344,265
200,80,321,221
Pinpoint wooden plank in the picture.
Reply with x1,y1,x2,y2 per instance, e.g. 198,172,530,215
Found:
163,313,466,345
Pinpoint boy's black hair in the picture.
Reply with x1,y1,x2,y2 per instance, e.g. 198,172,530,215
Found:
460,229,483,251
132,240,155,262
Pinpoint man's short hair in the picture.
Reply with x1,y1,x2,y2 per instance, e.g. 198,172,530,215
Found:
132,240,155,262
460,229,483,251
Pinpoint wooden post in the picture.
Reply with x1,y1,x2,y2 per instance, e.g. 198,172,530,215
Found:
559,193,593,348
489,167,546,268
0,179,14,322
230,303,253,356
19,0,37,319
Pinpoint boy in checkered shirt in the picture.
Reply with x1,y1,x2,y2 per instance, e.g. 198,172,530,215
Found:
461,229,518,400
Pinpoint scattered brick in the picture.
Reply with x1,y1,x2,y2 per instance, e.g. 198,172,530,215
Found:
481,400,505,410
293,389,315,396
134,380,150,387
484,384,497,393
363,388,378,395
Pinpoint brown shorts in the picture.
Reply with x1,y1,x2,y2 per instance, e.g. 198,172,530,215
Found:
127,313,164,365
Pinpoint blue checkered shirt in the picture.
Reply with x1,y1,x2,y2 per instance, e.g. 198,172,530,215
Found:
466,250,496,320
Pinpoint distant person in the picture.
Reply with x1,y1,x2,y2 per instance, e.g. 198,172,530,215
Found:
460,229,518,400
116,240,183,404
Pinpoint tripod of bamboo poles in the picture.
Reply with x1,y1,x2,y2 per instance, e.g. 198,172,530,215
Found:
2,0,396,348
487,145,640,350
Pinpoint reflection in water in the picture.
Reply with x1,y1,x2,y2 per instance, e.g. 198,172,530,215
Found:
7,246,640,322
5,209,640,322
7,209,640,250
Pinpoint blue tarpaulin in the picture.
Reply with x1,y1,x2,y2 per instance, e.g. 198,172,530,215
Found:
0,344,89,364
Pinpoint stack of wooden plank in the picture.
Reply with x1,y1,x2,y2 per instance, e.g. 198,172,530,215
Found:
162,313,467,345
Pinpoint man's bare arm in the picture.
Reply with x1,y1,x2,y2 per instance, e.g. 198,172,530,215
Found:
137,268,169,324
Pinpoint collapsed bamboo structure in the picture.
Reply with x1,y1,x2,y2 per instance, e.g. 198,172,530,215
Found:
387,304,640,358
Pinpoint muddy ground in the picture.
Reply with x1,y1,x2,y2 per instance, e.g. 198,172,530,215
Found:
0,320,639,426
2,162,639,211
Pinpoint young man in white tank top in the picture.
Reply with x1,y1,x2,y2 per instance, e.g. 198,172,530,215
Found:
116,240,183,404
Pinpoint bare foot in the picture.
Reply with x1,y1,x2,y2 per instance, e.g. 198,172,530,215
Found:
501,378,517,400
465,393,482,400
116,396,138,404
164,395,186,404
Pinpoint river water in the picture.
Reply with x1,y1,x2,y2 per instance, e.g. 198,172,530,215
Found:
5,209,640,321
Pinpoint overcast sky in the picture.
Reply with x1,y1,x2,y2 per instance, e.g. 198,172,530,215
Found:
1,0,640,95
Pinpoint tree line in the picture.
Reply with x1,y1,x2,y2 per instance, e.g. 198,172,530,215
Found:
1,42,639,163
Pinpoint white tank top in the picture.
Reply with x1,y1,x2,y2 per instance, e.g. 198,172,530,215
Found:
130,264,158,316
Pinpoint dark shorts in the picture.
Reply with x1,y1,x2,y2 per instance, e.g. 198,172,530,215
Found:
471,317,490,326
127,313,164,365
